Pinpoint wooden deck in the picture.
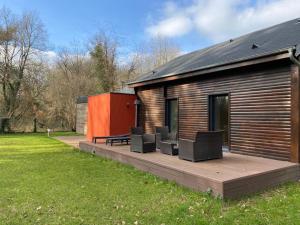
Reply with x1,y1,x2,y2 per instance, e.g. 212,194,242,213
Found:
54,136,86,148
79,141,300,199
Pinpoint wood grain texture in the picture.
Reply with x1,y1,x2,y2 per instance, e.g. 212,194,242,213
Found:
291,64,300,162
137,62,294,161
137,87,165,134
76,103,88,134
79,142,300,199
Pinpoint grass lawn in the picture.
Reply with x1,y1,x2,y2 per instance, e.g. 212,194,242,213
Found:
1,134,300,225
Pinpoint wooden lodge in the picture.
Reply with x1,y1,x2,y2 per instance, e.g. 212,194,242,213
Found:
129,19,300,163
79,19,300,198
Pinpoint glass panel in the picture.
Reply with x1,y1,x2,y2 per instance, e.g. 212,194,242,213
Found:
136,104,141,127
167,99,178,134
210,95,229,146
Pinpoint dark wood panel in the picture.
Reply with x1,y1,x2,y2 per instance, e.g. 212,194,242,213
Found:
137,63,293,161
291,64,300,162
137,87,165,134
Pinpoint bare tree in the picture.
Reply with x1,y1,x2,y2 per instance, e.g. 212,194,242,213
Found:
149,36,181,68
0,7,47,122
15,61,48,131
45,46,100,131
107,36,181,92
0,8,181,132
130,36,181,77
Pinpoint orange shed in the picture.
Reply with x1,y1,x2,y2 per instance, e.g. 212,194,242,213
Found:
87,93,136,142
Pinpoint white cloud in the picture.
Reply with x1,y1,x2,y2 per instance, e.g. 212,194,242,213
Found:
146,16,193,37
39,50,58,65
43,50,57,59
0,45,58,66
146,0,300,42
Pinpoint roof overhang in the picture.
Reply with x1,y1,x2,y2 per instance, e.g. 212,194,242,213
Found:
128,49,291,88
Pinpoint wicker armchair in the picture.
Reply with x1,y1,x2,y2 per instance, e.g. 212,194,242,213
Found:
131,127,144,135
155,126,169,149
130,127,156,153
155,127,178,149
178,131,223,162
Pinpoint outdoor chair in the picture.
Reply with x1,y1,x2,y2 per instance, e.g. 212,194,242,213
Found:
155,126,169,149
131,127,144,135
178,131,223,162
130,127,156,153
160,139,178,155
155,126,177,149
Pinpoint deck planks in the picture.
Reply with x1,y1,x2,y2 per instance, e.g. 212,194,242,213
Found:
79,141,300,199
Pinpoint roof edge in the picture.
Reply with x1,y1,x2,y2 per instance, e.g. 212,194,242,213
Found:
87,92,136,98
128,48,291,88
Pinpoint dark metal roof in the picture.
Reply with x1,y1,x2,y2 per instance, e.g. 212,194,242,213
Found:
115,87,135,94
130,18,300,85
76,96,88,104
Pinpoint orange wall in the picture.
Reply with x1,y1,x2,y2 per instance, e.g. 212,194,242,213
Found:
87,94,111,141
87,93,136,141
110,93,136,136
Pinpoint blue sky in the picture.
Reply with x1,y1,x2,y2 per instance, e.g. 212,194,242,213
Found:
1,0,300,56
0,0,164,51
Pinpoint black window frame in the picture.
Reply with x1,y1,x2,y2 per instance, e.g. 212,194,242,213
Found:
208,93,230,149
165,98,179,134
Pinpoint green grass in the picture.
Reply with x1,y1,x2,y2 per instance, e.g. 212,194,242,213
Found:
49,131,82,137
1,134,300,225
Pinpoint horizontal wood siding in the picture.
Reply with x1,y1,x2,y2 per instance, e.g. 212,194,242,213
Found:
137,63,292,161
76,103,88,134
137,87,165,133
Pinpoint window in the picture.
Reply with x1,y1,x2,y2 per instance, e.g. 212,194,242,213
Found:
134,99,141,127
209,94,229,148
166,99,178,134
136,104,141,127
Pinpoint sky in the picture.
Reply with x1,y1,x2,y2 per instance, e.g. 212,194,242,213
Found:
1,0,300,57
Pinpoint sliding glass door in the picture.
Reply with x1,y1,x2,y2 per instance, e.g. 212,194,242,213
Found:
209,94,229,148
166,99,178,134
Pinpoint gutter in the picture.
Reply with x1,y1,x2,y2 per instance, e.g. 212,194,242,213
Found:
288,47,300,67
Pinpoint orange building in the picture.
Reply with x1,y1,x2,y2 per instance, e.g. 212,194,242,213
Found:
87,93,136,142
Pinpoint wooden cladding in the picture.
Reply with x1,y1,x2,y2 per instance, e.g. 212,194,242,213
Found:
137,62,294,161
291,64,300,162
76,103,88,135
137,87,165,133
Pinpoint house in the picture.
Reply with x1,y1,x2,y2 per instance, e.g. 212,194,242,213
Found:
128,18,300,163
79,19,300,198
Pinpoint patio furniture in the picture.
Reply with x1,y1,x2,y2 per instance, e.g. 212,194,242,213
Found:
92,134,129,144
178,131,223,162
160,140,178,155
131,127,144,135
155,126,169,149
106,136,130,146
155,126,178,149
130,127,156,153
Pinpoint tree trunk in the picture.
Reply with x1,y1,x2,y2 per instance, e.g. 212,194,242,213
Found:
33,118,37,133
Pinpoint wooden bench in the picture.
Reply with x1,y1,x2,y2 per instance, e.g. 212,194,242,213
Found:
106,136,131,146
92,134,129,144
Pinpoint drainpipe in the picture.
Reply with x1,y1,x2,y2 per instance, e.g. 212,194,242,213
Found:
288,48,300,66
